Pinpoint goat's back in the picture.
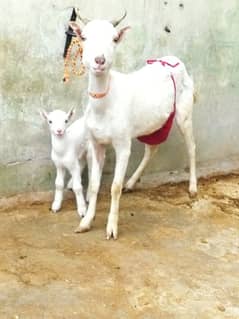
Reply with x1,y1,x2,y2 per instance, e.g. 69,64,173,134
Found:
109,56,193,138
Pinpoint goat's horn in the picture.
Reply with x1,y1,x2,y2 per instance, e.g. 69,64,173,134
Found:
111,10,127,27
75,8,90,25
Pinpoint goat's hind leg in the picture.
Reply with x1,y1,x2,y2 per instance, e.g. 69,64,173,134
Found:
176,99,197,196
124,144,159,192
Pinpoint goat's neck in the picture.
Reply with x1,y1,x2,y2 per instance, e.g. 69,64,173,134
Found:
51,134,67,155
88,70,110,95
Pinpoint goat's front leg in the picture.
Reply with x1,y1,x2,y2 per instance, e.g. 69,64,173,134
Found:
52,166,66,213
124,144,159,192
86,150,93,203
176,113,197,196
70,163,86,218
75,142,105,233
106,140,131,240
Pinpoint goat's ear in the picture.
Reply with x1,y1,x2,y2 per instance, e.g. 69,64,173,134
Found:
114,26,131,43
39,109,48,120
69,22,83,39
67,107,75,120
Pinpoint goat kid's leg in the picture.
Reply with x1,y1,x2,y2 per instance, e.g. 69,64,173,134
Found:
176,114,197,196
52,166,66,213
70,164,86,218
124,144,159,192
67,158,86,190
107,141,131,240
67,178,73,190
75,143,105,233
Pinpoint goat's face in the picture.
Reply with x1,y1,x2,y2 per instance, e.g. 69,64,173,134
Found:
70,20,130,76
40,109,74,137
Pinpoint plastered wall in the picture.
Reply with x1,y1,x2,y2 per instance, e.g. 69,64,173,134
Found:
0,0,239,195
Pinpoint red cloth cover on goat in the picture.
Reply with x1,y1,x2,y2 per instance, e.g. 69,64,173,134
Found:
137,59,178,145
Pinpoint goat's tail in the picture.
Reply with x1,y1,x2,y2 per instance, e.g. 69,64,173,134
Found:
181,65,197,106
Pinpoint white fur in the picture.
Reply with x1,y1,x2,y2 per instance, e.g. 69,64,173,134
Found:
40,108,91,217
70,19,197,239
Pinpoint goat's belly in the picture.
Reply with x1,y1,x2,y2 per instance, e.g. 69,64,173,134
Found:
137,107,175,145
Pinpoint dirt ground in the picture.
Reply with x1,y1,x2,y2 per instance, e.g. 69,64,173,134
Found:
0,174,239,319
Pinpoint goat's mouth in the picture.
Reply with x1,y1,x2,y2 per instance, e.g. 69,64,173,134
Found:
55,132,64,137
92,66,107,75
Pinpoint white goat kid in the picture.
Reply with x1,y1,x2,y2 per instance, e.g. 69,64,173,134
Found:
70,12,197,239
40,108,89,217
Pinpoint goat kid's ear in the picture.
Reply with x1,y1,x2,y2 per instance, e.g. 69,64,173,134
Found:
39,109,48,120
114,26,131,43
69,21,83,39
67,107,75,120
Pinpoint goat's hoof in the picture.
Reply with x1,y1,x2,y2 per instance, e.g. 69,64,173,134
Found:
106,225,118,240
74,223,91,233
51,202,61,213
51,209,60,214
189,190,197,199
106,231,118,240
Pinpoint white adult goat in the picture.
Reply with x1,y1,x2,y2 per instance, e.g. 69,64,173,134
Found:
40,108,90,217
69,12,197,239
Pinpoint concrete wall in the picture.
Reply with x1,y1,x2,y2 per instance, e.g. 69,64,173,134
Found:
0,0,239,196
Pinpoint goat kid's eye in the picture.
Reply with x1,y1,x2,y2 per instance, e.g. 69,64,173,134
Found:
65,119,68,124
80,35,86,41
49,120,52,124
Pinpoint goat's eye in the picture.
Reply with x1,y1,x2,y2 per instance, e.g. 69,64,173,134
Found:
49,120,52,124
65,119,68,124
80,35,86,41
113,36,119,43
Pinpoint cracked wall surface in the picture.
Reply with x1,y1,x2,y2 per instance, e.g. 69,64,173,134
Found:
0,0,239,195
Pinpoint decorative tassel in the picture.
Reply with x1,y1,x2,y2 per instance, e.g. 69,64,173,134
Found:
63,38,85,82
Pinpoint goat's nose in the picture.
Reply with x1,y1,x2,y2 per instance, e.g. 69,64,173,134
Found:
57,129,62,134
95,55,106,65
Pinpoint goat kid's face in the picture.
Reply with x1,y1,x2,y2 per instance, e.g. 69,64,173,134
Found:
70,20,130,76
40,109,74,137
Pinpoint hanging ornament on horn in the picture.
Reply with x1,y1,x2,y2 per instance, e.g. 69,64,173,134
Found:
63,8,85,83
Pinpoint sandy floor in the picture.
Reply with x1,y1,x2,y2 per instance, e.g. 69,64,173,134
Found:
0,175,239,318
